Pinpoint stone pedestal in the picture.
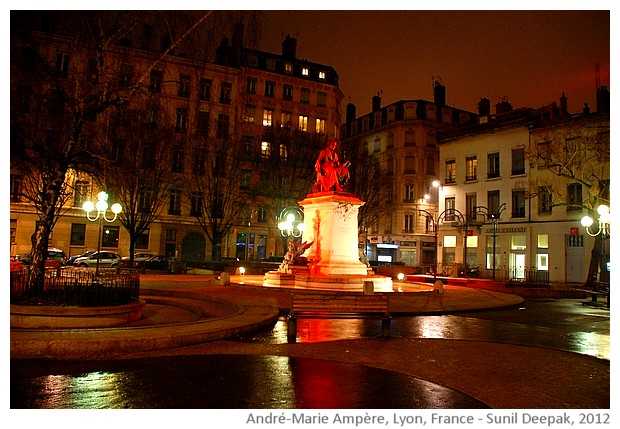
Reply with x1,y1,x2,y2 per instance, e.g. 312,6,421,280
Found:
299,191,369,276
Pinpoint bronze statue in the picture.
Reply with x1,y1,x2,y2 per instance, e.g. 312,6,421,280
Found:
314,138,350,192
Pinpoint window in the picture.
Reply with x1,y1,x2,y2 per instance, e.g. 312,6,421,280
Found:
512,190,526,218
299,115,308,132
265,81,275,97
166,228,177,242
426,156,435,175
387,107,396,123
172,144,184,173
567,183,582,211
175,108,188,133
279,144,288,160
240,170,251,189
263,109,273,127
301,67,309,76
405,131,416,147
537,234,549,248
318,71,326,80
316,118,325,134
241,136,255,159
190,192,203,217
487,190,500,217
387,133,395,149
261,141,271,158
404,214,415,232
11,174,22,203
404,104,416,119
445,197,455,221
150,69,163,93
258,206,268,223
196,111,210,137
404,184,415,202
373,138,381,153
178,74,191,98
217,114,229,140
199,78,211,101
283,84,293,100
538,187,552,213
536,141,552,168
193,147,206,176
281,111,292,128
101,226,120,248
266,59,276,70
445,159,456,184
138,187,152,213
465,155,477,181
10,219,16,245
169,189,181,215
404,156,416,174
284,63,293,74
119,63,133,87
488,152,500,178
244,104,256,124
300,88,310,104
219,82,232,104
317,91,327,107
70,223,86,246
73,181,89,207
55,52,70,77
511,147,525,175
387,157,394,175
136,229,150,249
246,78,257,94
466,193,477,222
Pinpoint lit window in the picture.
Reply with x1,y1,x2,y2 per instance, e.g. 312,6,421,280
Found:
299,115,308,132
315,118,325,134
302,67,309,76
537,234,549,248
263,109,273,127
285,63,293,74
444,236,457,247
467,236,478,247
318,71,326,80
261,141,270,157
281,111,292,128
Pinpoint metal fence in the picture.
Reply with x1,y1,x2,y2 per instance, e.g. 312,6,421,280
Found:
10,267,140,306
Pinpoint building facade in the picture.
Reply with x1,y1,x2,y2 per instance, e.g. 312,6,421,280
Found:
340,82,478,267
10,12,343,262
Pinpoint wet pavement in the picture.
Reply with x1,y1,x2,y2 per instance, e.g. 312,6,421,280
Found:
11,355,487,409
10,296,609,409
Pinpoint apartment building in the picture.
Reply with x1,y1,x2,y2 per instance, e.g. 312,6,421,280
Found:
10,12,343,262
340,81,478,266
437,95,610,284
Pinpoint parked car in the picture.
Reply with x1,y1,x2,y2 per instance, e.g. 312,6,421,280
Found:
68,250,97,266
11,248,68,266
121,252,154,263
144,255,176,270
74,251,121,268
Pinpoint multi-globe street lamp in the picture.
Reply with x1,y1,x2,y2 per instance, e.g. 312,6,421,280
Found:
83,191,122,276
475,203,507,280
277,207,305,239
581,204,610,284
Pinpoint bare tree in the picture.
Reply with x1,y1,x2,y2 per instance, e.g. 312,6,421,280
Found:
527,115,610,287
96,101,179,261
10,10,253,290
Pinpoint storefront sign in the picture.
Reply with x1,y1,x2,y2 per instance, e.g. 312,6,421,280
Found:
483,226,527,234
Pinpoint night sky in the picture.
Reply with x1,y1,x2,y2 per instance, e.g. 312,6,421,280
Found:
260,9,610,115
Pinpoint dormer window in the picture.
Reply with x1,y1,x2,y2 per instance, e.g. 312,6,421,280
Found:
318,71,326,80
301,67,309,76
285,63,293,74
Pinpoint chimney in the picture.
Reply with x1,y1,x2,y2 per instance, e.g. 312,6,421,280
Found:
282,35,297,59
583,102,591,115
495,99,513,115
346,103,357,123
372,92,381,112
433,80,446,107
596,85,610,114
232,22,244,48
560,92,568,112
478,98,491,116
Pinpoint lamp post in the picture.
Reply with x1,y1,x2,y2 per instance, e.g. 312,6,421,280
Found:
581,204,610,285
277,207,305,240
418,207,465,281
83,191,122,276
476,203,506,280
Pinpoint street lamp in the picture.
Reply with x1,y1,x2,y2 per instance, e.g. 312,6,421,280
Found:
581,204,610,284
476,203,506,280
278,207,305,239
418,207,465,281
83,191,122,276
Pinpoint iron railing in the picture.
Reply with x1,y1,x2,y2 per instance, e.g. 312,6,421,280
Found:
10,267,140,306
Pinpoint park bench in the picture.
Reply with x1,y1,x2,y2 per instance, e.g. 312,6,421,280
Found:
287,293,391,343
582,281,610,308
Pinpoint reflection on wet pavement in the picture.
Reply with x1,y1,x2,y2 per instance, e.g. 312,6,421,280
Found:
242,299,610,360
11,355,488,409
